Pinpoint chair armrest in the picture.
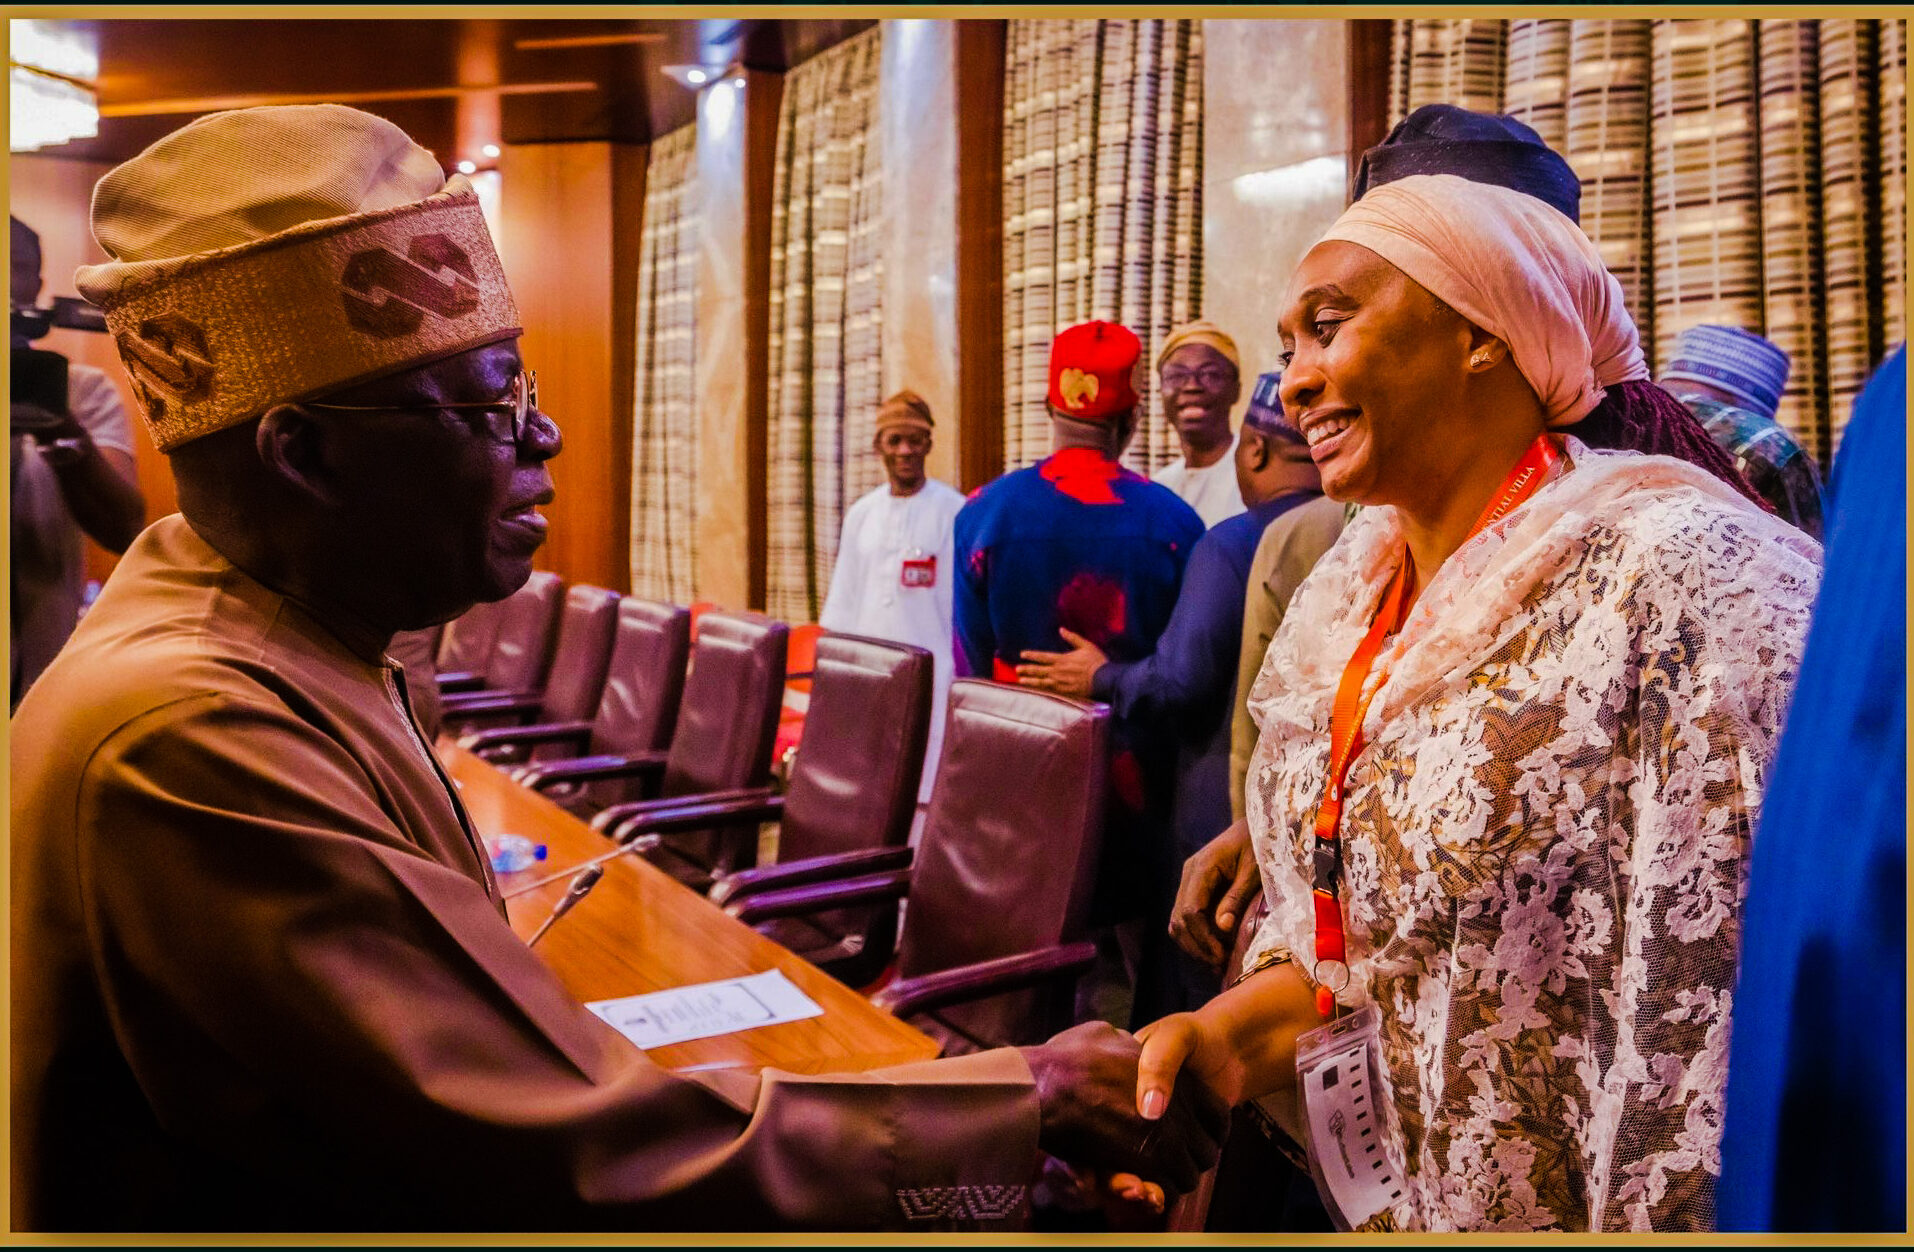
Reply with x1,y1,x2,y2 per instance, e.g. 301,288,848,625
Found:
457,720,594,755
724,868,913,925
870,942,1099,1020
434,671,485,693
708,846,914,908
593,787,780,843
440,689,543,717
520,751,668,793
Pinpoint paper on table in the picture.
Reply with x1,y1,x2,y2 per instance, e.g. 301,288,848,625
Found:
586,970,824,1050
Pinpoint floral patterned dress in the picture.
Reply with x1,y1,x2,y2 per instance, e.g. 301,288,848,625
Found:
1242,442,1822,1231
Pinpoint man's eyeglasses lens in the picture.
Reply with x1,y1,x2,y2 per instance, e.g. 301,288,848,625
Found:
1161,366,1234,389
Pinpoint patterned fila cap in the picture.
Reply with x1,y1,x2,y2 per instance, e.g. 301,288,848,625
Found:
75,104,520,452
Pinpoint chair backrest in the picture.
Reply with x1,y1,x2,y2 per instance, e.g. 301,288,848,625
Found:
436,597,504,675
591,598,691,755
896,679,1109,1047
661,610,787,799
779,634,932,864
485,570,563,694
538,584,621,722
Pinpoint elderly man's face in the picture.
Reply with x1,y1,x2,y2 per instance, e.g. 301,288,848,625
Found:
316,339,561,624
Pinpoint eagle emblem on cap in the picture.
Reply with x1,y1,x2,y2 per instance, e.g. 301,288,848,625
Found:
1058,367,1099,412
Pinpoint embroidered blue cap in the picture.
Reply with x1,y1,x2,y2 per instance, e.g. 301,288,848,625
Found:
1662,324,1792,421
1242,370,1303,442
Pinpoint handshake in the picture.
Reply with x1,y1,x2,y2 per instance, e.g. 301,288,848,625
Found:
1016,1020,1229,1206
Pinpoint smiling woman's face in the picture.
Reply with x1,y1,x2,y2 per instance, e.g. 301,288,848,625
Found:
1275,240,1484,512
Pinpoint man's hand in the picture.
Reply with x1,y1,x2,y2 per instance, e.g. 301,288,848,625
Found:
1170,821,1261,968
1019,1021,1227,1195
1015,628,1106,698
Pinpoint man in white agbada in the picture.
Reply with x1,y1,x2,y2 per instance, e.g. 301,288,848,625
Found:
819,390,966,801
1151,321,1247,528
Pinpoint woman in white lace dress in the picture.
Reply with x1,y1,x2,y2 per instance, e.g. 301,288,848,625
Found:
1130,175,1822,1232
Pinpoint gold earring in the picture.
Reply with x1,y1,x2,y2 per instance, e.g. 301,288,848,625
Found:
1470,351,1491,368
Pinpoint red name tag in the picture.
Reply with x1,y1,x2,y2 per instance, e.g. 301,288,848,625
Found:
901,555,937,588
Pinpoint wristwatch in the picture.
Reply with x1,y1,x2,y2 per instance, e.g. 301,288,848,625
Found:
37,435,92,468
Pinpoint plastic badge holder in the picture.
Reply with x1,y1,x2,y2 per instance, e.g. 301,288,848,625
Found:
1294,1003,1404,1231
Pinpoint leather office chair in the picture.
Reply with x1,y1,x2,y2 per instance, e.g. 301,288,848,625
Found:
443,584,619,747
624,634,934,988
471,598,692,812
772,622,825,773
581,611,788,887
723,679,1109,1052
434,597,505,689
436,570,563,695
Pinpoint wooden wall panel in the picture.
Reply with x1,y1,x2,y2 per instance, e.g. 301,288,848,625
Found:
10,154,177,586
954,19,1007,492
499,141,645,594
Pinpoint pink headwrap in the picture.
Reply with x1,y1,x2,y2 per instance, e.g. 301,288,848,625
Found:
1316,172,1649,427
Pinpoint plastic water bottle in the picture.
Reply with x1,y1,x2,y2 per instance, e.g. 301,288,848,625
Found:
486,833,547,874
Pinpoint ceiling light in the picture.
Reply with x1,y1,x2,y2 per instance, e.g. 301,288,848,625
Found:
661,63,726,90
481,142,501,159
456,159,477,175
10,20,99,153
686,68,707,85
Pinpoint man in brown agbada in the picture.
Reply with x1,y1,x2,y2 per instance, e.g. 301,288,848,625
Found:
8,105,1222,1233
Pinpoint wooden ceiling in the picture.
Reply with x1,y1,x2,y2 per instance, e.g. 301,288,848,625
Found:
45,17,877,169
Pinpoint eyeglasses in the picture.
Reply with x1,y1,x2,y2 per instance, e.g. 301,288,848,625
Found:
1160,364,1236,390
304,369,544,446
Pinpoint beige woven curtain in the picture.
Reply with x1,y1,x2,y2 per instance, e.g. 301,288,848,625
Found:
766,26,884,624
629,124,699,604
1387,17,1907,466
1001,18,1203,474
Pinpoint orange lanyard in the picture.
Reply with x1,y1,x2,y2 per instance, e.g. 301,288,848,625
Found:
1309,433,1565,1018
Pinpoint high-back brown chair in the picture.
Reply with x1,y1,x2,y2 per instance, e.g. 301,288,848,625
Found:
627,634,934,986
434,598,504,687
584,611,788,885
488,598,693,809
436,570,563,696
725,680,1108,1052
443,584,619,747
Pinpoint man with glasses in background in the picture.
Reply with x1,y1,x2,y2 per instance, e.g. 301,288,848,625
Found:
11,105,1224,1233
1151,320,1246,528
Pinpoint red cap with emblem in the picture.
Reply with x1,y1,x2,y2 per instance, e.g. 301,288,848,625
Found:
1047,320,1142,422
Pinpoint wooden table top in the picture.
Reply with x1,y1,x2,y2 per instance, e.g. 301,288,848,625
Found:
439,742,939,1077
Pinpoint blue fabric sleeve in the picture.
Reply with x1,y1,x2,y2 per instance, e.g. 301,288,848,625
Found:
1089,529,1244,720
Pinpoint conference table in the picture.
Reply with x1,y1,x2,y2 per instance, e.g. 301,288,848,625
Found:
439,742,939,1076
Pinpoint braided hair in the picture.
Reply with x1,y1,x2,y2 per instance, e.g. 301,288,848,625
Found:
1574,379,1770,512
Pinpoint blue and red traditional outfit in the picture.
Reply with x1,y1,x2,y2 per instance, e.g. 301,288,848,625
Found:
952,322,1204,925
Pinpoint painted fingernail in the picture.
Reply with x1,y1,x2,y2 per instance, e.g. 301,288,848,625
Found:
1141,1088,1166,1120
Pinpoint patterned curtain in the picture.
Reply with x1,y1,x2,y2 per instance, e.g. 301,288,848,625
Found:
765,26,885,624
1387,17,1908,467
629,124,699,603
1000,19,1204,475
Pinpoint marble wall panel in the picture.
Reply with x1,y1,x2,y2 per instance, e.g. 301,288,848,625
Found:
1202,20,1351,396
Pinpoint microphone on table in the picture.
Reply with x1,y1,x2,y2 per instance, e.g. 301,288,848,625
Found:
527,863,605,948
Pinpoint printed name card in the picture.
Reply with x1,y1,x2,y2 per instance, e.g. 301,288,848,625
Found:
587,970,824,1050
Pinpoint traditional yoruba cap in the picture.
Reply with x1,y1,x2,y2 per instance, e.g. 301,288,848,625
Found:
1242,370,1303,442
1353,104,1582,224
874,388,933,434
1155,319,1240,372
1048,320,1142,422
1662,324,1792,421
75,104,521,453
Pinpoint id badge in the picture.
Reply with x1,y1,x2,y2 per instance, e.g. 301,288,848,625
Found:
901,551,937,588
1295,1004,1404,1231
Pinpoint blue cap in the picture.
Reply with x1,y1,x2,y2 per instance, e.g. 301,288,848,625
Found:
1663,325,1792,421
1243,370,1302,442
1354,104,1582,223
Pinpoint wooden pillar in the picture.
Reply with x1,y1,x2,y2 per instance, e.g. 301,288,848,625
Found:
499,141,646,593
693,68,783,610
953,19,1007,492
1347,20,1396,201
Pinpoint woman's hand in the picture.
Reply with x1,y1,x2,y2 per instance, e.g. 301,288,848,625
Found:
1016,628,1107,698
1134,1012,1250,1126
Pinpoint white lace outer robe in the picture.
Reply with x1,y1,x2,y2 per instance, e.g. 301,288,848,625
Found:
1242,442,1822,1232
